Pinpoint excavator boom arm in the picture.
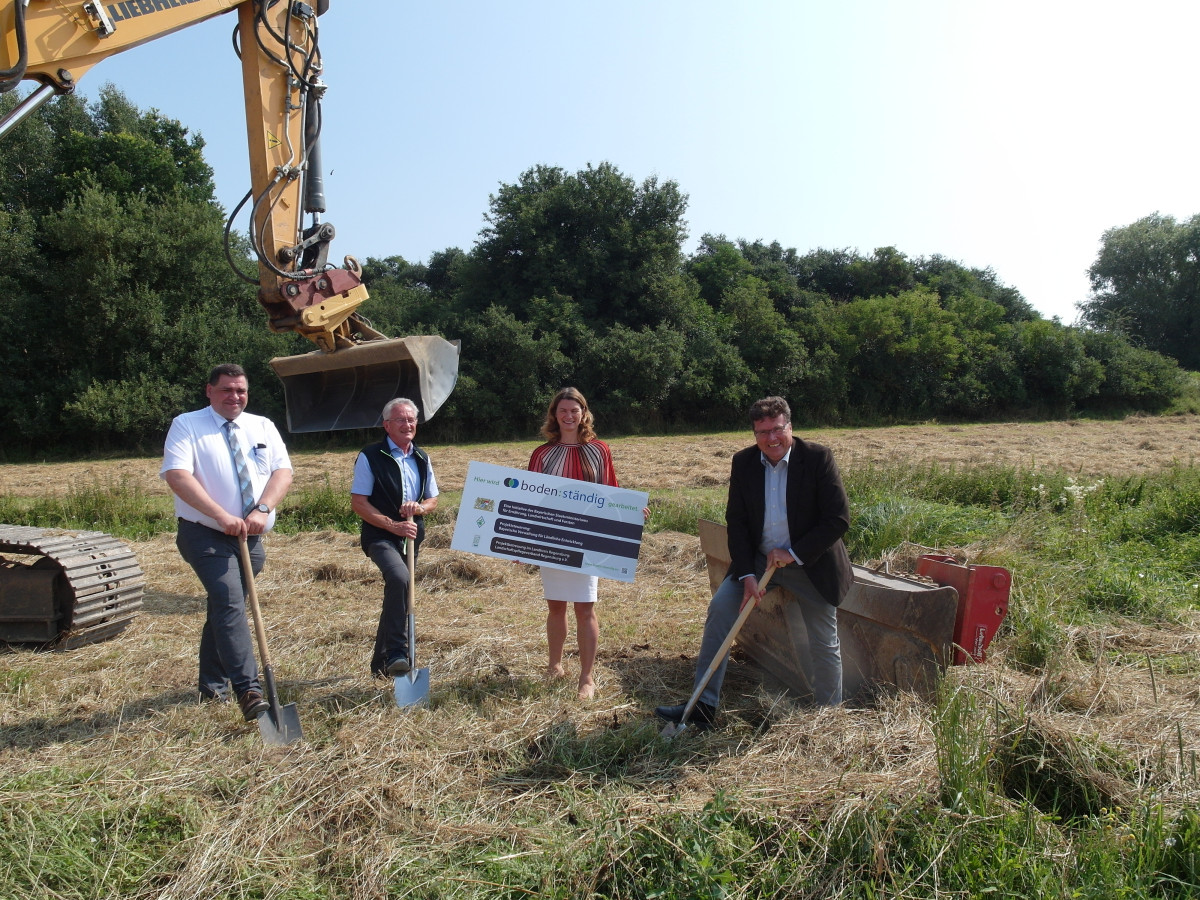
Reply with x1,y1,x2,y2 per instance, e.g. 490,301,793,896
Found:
2,2,240,92
0,0,459,431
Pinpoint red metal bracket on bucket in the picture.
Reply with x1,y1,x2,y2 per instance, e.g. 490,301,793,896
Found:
916,555,1011,665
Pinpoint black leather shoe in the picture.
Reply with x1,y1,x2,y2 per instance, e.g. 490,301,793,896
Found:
654,701,717,728
386,656,412,676
238,690,269,722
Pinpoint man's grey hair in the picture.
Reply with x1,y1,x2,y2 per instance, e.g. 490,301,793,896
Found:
383,398,418,421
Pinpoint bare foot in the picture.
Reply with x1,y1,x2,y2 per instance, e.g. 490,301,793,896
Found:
577,680,596,701
546,664,566,680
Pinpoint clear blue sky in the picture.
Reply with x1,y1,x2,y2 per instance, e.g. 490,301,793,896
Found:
78,0,1200,323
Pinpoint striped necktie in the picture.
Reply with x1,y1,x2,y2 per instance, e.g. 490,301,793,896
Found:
223,420,256,516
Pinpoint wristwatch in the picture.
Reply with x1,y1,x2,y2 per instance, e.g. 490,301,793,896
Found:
254,503,270,514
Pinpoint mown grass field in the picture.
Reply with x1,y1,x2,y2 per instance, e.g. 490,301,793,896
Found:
1,416,1199,899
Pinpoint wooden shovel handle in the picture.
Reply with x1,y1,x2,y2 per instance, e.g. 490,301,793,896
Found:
678,564,778,722
238,536,273,670
406,517,417,668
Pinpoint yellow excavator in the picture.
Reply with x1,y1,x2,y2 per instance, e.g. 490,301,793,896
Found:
0,0,459,645
0,0,459,432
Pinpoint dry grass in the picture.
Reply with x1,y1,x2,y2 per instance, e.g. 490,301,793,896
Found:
4,415,1199,499
2,417,1200,896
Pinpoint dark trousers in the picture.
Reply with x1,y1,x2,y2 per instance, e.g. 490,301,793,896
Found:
176,519,264,699
367,539,414,675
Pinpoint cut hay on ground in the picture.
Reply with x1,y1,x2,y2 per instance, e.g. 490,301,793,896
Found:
2,418,1199,896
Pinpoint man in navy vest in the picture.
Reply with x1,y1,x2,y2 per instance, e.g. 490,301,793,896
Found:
350,398,440,678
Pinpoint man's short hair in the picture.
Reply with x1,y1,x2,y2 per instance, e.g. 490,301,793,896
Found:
383,397,418,421
208,363,246,385
749,396,791,424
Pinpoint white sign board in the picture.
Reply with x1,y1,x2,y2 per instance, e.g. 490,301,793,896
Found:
450,461,647,582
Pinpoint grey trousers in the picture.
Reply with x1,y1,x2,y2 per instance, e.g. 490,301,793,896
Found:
694,556,842,707
176,519,264,699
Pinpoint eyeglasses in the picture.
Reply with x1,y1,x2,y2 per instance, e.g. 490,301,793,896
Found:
386,417,417,425
753,425,789,438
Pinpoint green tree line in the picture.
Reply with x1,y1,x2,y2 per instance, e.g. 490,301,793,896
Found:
0,87,300,457
361,164,1183,441
1081,212,1200,371
0,91,1186,456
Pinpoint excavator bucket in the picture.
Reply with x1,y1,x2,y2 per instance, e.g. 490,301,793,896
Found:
270,336,460,433
697,520,960,703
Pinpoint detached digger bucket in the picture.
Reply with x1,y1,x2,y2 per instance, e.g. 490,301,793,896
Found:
270,335,461,432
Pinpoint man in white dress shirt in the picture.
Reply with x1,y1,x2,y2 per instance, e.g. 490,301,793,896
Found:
161,364,293,722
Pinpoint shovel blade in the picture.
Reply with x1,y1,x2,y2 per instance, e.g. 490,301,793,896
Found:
394,667,431,709
659,720,688,739
257,703,304,746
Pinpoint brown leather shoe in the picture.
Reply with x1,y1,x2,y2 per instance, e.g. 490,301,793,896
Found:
238,690,269,722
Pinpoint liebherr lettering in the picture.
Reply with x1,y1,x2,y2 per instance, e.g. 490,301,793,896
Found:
106,0,203,24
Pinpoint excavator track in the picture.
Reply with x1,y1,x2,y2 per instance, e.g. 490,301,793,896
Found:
0,525,144,649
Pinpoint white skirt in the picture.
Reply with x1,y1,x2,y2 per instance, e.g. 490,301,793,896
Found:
540,567,598,604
